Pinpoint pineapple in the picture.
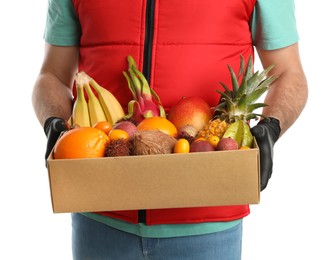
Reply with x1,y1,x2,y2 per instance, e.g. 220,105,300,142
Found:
198,55,277,140
198,118,228,139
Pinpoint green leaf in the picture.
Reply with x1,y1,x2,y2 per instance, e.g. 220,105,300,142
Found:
127,55,138,70
143,110,154,118
237,55,254,99
227,65,239,98
237,94,247,111
246,71,261,94
216,90,234,112
237,55,245,80
244,55,254,81
126,100,139,118
150,87,163,104
258,64,275,80
247,103,268,113
244,113,265,121
257,75,278,90
159,105,166,118
128,67,142,95
218,83,233,99
132,66,155,101
244,87,268,104
123,71,137,99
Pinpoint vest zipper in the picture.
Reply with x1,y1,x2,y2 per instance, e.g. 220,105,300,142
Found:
143,0,155,83
138,0,155,224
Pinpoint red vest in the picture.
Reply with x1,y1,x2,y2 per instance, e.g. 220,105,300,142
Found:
72,0,255,225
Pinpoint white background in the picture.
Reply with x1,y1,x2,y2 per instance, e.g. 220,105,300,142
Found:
0,0,334,259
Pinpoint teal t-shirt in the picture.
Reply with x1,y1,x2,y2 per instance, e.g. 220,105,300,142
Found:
44,0,299,50
43,0,299,238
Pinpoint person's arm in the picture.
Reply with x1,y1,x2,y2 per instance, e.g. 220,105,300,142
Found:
251,43,308,190
32,44,79,126
256,43,308,136
32,44,79,161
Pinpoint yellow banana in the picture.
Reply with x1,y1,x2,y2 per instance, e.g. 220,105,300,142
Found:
72,83,91,127
83,82,107,126
90,79,125,125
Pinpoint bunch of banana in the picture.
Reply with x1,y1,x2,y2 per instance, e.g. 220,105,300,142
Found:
71,71,125,127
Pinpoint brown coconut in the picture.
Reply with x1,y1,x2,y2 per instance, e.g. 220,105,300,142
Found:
132,130,177,155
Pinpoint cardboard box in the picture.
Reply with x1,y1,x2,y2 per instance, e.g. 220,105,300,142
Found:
47,142,260,213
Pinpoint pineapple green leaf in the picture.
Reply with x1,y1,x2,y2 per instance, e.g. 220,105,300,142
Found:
245,55,254,81
220,82,231,93
247,103,268,113
245,113,267,121
244,87,268,104
238,55,245,79
237,94,248,111
246,71,261,93
227,65,239,98
248,65,276,93
258,64,275,81
216,90,234,111
257,75,278,90
219,82,233,98
237,56,254,98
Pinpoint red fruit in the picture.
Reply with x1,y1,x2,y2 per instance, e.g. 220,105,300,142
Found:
113,121,138,139
217,137,239,151
190,140,215,153
168,96,213,132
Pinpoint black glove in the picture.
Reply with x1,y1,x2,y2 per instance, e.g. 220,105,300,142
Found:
44,117,70,161
250,117,281,191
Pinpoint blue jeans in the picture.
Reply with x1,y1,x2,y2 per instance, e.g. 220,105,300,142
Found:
72,213,242,260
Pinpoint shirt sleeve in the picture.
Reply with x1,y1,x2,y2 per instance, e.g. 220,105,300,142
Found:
251,0,299,50
43,0,81,46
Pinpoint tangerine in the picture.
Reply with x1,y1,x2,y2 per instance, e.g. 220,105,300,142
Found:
93,121,113,135
239,146,251,150
137,116,177,137
207,135,220,148
174,138,190,153
194,137,206,142
53,127,109,159
108,129,130,141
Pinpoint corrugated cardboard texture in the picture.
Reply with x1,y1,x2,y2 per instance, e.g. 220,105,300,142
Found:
47,148,260,213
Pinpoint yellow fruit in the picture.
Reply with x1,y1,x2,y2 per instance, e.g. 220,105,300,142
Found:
108,129,130,141
93,121,113,135
223,121,244,147
207,135,220,148
239,146,251,150
174,138,190,153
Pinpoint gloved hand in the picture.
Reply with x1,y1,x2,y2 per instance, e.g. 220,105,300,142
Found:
250,117,281,191
44,117,70,162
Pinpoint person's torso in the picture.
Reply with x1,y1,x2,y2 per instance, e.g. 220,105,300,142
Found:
72,0,256,110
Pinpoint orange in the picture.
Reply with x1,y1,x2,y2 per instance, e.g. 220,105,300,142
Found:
93,121,113,135
137,116,177,137
239,146,251,150
194,137,206,142
108,129,130,141
174,138,190,153
53,127,109,159
207,135,220,148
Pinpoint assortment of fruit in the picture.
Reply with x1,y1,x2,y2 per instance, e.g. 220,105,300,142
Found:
54,55,276,159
